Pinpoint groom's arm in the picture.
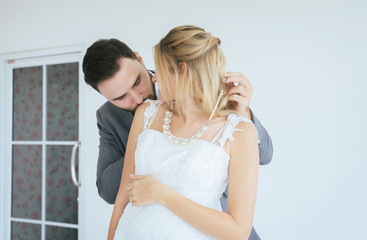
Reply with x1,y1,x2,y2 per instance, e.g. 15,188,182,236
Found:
95,104,132,204
224,72,273,165
250,109,273,165
96,110,124,204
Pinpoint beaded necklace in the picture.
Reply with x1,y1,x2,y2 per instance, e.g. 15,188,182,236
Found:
162,90,224,144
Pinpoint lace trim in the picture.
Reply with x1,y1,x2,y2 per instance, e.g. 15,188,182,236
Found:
217,114,259,148
143,99,162,130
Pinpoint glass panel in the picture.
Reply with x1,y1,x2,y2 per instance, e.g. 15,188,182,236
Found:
13,66,43,141
11,221,41,240
46,63,79,141
46,225,77,240
46,145,78,224
12,145,42,220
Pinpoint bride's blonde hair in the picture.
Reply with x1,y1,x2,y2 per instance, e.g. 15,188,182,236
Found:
154,25,235,119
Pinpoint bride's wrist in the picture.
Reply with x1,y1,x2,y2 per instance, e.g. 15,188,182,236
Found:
158,184,174,207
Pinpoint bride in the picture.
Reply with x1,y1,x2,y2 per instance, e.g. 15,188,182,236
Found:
108,25,259,240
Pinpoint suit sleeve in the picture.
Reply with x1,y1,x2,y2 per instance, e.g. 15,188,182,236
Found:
250,109,273,165
96,109,125,204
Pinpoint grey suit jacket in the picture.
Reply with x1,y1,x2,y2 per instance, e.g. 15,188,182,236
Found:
96,101,273,240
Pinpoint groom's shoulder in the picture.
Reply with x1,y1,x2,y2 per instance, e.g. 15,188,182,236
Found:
98,101,132,116
97,101,134,127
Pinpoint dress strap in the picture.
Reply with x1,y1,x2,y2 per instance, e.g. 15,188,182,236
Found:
212,114,259,149
211,121,229,144
143,99,162,130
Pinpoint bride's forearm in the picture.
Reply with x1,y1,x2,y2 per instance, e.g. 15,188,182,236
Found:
107,202,127,240
160,188,252,240
107,181,130,240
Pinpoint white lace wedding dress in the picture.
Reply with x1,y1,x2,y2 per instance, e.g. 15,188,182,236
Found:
114,100,255,240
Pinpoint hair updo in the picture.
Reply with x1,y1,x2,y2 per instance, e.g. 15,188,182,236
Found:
154,25,235,119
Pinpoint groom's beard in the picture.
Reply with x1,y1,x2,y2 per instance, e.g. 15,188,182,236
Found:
130,83,156,112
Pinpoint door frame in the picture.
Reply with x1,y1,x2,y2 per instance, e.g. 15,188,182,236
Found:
0,45,86,240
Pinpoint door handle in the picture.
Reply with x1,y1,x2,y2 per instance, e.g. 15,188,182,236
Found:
70,141,81,187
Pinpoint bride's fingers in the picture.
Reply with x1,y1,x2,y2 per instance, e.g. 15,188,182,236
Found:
132,175,145,181
125,182,134,192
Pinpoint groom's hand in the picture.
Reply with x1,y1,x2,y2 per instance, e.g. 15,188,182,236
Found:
223,72,253,120
127,174,166,207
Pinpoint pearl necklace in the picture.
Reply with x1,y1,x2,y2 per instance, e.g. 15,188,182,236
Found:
162,90,224,145
163,111,208,144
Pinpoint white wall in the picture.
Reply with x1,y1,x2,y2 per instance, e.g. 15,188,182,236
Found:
1,0,366,239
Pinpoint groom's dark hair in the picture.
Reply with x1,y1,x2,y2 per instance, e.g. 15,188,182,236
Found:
82,39,138,92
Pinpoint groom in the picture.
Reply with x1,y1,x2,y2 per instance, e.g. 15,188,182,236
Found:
82,38,273,240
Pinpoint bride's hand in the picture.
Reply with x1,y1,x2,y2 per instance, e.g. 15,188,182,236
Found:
126,174,169,207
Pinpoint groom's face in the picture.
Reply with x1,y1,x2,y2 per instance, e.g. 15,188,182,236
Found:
98,58,155,111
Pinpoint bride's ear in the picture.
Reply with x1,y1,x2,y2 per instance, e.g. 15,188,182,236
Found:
179,62,188,76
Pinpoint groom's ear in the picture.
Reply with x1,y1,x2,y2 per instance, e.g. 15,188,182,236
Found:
134,51,145,65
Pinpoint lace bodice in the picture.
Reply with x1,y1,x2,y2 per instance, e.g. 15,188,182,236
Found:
114,100,256,240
